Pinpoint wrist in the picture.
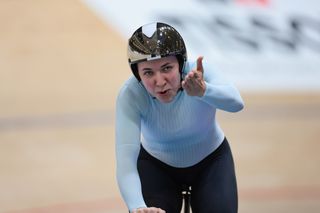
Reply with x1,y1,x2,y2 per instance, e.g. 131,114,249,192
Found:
197,82,206,97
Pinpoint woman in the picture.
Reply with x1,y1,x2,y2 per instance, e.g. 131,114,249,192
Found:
116,22,244,213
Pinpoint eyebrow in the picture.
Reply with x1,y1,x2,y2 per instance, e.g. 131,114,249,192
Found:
141,62,172,71
161,62,171,68
142,67,152,71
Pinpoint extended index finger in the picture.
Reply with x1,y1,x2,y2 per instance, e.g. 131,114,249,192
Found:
197,56,204,73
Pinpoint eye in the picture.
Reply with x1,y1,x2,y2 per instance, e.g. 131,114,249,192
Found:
143,70,154,77
162,65,173,72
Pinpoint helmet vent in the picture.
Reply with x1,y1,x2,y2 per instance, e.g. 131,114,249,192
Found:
142,22,157,38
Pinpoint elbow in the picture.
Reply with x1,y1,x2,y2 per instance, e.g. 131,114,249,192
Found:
229,98,244,113
236,100,245,112
227,86,245,113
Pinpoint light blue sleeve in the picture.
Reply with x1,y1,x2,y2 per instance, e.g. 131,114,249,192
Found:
115,82,147,211
186,60,244,112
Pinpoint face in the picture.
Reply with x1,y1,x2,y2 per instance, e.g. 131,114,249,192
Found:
138,56,181,103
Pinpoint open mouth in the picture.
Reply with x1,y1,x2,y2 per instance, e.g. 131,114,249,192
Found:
158,89,169,95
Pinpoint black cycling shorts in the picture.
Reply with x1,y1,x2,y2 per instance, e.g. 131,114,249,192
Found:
137,137,238,213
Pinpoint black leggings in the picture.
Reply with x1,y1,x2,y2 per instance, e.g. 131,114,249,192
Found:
137,138,238,213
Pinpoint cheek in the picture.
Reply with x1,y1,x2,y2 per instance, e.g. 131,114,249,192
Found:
141,79,155,92
171,73,181,87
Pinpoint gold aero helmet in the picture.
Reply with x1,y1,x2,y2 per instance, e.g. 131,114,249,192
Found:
127,22,187,81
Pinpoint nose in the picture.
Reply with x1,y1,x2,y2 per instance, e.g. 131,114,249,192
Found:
155,72,166,87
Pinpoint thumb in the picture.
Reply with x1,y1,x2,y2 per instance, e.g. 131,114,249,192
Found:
197,56,204,73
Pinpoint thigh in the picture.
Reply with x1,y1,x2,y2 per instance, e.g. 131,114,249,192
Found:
191,140,238,213
137,147,183,213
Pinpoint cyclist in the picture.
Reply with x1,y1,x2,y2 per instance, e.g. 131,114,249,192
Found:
116,22,244,213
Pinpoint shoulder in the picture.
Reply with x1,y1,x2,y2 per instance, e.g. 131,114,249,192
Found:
116,76,150,111
118,76,144,96
183,59,213,74
184,58,227,82
182,60,195,75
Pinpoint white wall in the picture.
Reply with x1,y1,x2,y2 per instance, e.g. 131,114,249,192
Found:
82,0,320,91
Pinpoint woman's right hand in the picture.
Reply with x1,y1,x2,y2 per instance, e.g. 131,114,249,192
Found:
132,207,166,213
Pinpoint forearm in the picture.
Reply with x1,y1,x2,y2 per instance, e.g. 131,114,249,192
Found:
116,144,147,211
198,82,244,112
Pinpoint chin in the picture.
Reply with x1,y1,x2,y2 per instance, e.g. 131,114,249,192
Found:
158,95,175,103
158,99,172,103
